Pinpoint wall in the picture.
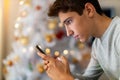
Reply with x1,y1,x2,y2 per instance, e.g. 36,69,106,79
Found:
1,0,19,79
3,0,19,57
0,0,3,79
100,0,120,16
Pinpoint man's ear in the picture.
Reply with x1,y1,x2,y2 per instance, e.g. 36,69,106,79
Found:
84,3,95,17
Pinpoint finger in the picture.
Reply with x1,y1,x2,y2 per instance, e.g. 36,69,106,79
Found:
37,52,48,60
60,56,68,65
44,65,48,70
46,67,51,74
44,60,49,65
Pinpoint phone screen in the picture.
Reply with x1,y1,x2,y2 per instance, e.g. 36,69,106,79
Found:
36,45,46,55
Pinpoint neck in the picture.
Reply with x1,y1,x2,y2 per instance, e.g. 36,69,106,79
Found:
92,14,112,38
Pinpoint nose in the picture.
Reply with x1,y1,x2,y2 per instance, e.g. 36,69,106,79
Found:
65,26,73,36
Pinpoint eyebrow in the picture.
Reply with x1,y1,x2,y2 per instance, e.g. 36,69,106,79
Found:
63,17,71,25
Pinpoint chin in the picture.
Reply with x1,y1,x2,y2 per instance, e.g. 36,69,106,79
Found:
79,39,85,43
79,38,87,43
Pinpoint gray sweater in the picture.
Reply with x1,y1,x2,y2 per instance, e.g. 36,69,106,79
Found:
74,16,120,80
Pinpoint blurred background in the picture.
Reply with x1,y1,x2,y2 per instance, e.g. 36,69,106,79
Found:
0,0,120,80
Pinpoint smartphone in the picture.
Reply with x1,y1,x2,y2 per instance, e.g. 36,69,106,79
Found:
36,45,46,55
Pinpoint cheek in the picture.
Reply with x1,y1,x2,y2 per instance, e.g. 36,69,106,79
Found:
71,24,81,33
71,19,90,35
73,23,86,34
76,25,90,37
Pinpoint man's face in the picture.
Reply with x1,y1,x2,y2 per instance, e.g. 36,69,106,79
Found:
58,11,93,42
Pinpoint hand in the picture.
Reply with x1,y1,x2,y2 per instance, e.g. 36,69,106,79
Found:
37,52,74,80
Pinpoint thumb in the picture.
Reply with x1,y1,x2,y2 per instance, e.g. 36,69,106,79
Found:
60,56,68,65
60,56,70,73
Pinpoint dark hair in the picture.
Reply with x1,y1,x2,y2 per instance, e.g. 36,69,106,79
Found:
48,0,104,17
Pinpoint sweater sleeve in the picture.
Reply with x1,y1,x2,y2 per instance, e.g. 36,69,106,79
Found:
73,41,104,80
116,31,120,56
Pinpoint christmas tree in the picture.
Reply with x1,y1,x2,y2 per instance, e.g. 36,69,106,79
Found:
3,0,91,80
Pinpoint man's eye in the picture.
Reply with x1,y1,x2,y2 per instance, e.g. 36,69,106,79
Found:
66,19,72,25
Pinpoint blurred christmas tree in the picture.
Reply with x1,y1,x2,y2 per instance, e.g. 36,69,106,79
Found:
3,0,92,80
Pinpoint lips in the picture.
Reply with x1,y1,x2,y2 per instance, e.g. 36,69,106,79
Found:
74,35,79,39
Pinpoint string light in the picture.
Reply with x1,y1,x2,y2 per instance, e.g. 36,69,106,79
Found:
19,36,29,45
22,48,27,53
45,48,51,54
24,0,31,6
16,17,21,21
19,0,24,5
20,10,28,17
15,23,20,29
58,22,63,28
29,46,34,52
63,50,69,55
48,20,57,30
54,51,60,57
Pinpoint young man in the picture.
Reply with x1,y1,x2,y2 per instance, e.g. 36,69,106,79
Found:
37,0,120,80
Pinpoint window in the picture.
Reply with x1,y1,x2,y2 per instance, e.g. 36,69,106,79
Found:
0,0,3,79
